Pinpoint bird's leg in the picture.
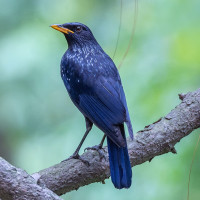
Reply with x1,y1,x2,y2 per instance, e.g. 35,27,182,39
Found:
63,118,93,165
99,134,106,149
84,134,106,160
85,134,106,151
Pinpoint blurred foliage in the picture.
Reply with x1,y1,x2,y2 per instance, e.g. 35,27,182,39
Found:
0,0,200,199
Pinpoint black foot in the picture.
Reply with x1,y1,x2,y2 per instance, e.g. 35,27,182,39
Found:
62,153,90,166
84,145,106,161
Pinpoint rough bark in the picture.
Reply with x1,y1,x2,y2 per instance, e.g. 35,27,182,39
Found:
0,158,62,200
30,88,200,196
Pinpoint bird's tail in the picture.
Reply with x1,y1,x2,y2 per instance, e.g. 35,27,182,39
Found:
107,126,132,189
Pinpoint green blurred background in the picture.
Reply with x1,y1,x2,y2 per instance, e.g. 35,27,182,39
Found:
0,0,200,199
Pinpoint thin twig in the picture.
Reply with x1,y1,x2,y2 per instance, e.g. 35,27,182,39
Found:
113,0,123,59
118,0,138,68
187,133,200,200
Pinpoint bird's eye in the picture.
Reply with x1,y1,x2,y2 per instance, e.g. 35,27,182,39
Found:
76,26,82,32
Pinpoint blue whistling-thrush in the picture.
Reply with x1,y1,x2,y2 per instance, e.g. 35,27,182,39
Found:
51,22,134,189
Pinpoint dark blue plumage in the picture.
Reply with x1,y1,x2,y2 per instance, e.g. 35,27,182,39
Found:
51,22,134,189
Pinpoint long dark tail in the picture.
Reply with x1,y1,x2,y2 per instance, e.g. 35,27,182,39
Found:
107,127,132,189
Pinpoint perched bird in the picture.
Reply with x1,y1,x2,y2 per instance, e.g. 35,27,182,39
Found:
51,22,134,189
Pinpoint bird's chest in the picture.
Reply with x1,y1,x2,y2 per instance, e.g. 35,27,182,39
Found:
62,54,104,87
61,64,82,94
61,50,117,102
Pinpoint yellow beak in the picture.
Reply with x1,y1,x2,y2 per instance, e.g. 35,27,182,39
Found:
50,24,74,34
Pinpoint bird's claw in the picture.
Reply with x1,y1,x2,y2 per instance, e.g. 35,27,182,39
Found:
62,153,90,166
84,145,106,161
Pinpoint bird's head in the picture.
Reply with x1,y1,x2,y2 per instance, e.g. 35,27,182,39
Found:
50,22,98,48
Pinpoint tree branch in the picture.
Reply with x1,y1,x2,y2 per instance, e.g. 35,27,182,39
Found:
31,88,200,196
0,157,62,200
0,89,199,199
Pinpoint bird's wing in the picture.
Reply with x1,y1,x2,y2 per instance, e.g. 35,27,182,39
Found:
118,81,134,140
78,76,131,146
100,76,134,139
